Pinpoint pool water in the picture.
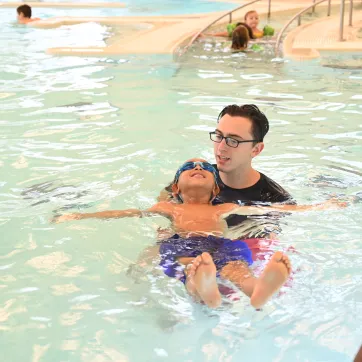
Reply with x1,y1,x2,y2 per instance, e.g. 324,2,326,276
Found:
1,3,362,362
1,0,234,17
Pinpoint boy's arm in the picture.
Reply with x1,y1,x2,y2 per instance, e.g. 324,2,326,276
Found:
53,209,143,223
266,198,347,212
230,198,348,215
53,202,175,224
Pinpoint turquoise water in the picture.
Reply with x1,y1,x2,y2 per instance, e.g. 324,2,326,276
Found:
1,0,234,16
1,4,362,362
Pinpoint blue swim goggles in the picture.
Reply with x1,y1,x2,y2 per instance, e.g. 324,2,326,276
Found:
174,161,218,185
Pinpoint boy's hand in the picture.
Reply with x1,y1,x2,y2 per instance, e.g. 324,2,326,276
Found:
52,213,81,224
324,197,349,209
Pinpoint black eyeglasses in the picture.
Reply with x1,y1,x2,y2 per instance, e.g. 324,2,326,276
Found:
209,132,260,148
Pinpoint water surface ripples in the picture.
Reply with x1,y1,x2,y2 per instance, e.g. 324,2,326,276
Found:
0,9,362,362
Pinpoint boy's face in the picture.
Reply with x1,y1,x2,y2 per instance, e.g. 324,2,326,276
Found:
246,12,259,29
17,12,25,22
172,158,218,199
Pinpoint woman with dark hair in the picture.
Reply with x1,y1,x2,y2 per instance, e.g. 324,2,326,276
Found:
231,25,250,52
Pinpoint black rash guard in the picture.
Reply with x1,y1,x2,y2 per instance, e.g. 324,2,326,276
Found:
213,165,295,236
214,165,293,205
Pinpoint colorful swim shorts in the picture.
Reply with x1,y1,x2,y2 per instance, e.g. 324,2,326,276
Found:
158,234,252,283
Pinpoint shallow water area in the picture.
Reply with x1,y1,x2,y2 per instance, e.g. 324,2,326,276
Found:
1,2,362,362
1,0,235,16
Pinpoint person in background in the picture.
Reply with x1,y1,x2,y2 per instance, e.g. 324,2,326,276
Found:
201,21,254,40
16,4,40,24
200,10,275,41
244,10,264,38
231,25,250,52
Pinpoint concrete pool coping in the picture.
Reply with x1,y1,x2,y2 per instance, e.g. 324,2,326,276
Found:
6,0,362,57
283,9,362,60
27,1,315,56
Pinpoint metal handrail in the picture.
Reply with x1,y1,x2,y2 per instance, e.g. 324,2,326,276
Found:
349,0,353,26
179,0,262,56
274,0,331,57
339,0,354,41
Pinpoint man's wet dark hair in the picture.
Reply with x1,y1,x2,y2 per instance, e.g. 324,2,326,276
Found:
17,5,32,18
217,104,269,144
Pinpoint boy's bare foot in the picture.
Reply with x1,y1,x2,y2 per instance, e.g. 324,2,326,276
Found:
184,262,200,301
250,251,291,309
186,252,221,309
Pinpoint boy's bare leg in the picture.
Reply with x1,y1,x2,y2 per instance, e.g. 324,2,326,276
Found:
178,257,200,301
220,260,258,298
220,252,291,309
127,245,160,281
136,245,160,267
184,252,222,308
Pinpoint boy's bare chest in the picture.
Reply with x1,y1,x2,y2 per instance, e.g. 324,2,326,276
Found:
171,205,227,232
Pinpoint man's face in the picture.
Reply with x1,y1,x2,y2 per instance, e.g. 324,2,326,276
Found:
213,114,262,173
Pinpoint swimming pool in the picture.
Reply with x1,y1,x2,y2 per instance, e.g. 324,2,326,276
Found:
1,0,234,17
1,4,362,362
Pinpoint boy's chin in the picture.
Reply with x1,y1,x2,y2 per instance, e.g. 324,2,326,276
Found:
184,181,214,192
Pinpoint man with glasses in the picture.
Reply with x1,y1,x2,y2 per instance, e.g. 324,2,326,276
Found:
209,104,293,237
204,104,295,243
210,104,291,207
160,104,292,241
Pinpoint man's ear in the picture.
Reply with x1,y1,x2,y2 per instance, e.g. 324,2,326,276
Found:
171,183,180,199
251,142,264,158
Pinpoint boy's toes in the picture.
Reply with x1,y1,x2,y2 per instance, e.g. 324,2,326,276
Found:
187,255,202,277
281,255,291,272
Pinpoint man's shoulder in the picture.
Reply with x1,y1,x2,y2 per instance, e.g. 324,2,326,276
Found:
259,173,294,203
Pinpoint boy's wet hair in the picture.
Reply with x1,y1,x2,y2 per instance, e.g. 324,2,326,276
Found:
217,104,269,144
17,5,32,18
244,10,258,20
